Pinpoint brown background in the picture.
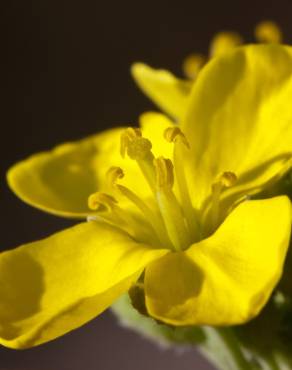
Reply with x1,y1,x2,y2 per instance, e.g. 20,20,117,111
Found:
1,0,292,369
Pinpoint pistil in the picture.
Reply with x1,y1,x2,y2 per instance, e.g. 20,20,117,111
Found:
164,126,201,241
154,157,191,251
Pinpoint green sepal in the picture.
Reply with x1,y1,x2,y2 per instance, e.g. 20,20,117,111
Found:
111,294,205,347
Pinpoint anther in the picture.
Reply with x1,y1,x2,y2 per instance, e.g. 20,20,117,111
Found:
211,171,237,200
88,192,118,211
120,127,157,192
254,21,282,44
120,127,153,160
164,127,190,149
120,127,142,158
182,53,206,80
210,171,237,231
127,137,152,160
153,157,174,189
210,31,243,57
218,171,237,188
106,166,124,188
88,190,138,232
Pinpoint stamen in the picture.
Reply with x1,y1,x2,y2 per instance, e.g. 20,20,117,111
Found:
126,137,152,160
210,31,243,57
254,20,282,44
210,171,237,230
120,128,152,160
120,128,157,192
164,127,190,149
87,191,125,227
182,53,206,80
120,128,142,158
154,157,191,251
164,127,201,241
106,166,124,188
219,171,237,188
88,192,118,211
105,166,173,249
154,157,174,189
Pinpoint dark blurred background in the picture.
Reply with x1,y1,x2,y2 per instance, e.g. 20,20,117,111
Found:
1,0,292,369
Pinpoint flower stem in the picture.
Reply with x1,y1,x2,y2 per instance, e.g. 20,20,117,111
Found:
199,327,254,370
270,352,292,370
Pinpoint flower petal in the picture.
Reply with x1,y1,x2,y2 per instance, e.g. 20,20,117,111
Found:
7,127,155,218
7,128,126,218
181,45,292,212
8,116,176,219
132,63,191,119
144,196,292,326
139,111,174,158
0,222,168,348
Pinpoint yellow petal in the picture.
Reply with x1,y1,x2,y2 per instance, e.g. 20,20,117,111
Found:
181,45,292,213
7,128,144,218
139,111,174,159
131,63,191,119
145,196,292,326
7,114,177,219
0,222,168,348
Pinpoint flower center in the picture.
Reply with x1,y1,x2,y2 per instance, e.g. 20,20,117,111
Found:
88,127,237,252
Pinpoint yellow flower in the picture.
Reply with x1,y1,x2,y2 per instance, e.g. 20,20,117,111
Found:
132,20,283,119
1,44,292,350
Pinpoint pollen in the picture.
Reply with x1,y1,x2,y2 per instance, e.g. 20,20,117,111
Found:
126,137,153,160
120,127,152,160
120,128,157,191
120,127,142,157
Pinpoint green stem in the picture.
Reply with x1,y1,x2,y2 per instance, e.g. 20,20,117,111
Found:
199,328,292,370
258,356,281,370
272,352,292,370
200,327,254,370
